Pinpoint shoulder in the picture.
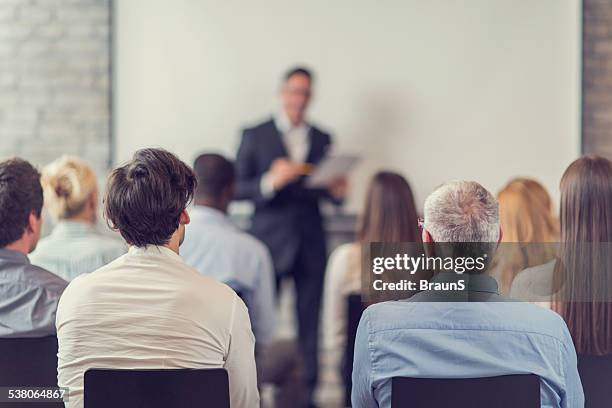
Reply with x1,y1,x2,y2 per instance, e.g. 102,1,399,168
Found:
327,243,358,270
25,263,68,294
510,260,556,299
309,124,332,142
242,118,275,135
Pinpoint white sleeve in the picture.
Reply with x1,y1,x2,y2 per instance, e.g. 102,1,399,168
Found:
224,295,259,408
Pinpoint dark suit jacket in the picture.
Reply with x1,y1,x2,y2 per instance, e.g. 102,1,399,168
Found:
234,118,334,276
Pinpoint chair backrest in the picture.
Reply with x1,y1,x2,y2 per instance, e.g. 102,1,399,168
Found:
84,368,230,408
0,336,62,408
578,353,612,408
391,375,540,408
343,293,366,407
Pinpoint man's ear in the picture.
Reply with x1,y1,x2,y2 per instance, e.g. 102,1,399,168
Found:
179,209,190,226
422,229,435,258
26,212,39,234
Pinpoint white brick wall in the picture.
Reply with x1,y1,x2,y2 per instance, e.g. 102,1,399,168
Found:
0,0,111,174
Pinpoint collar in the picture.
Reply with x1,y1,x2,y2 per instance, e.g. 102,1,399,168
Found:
128,245,183,262
0,248,30,264
52,220,95,237
274,111,309,134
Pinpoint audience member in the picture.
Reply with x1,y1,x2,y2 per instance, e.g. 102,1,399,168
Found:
322,171,420,368
491,178,559,293
56,148,258,408
351,180,584,407
181,153,304,407
512,156,612,355
0,158,68,337
30,156,126,281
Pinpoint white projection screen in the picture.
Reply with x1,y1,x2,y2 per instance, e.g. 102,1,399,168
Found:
114,0,581,212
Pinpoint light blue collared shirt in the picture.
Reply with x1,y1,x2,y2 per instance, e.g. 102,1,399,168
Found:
181,206,276,345
352,274,584,408
30,221,127,282
0,248,68,337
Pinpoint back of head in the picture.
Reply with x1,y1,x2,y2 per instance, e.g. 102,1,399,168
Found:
358,171,421,243
497,178,559,243
554,155,612,355
423,180,499,259
42,156,97,221
104,148,196,247
495,178,559,292
193,153,235,204
559,155,612,243
0,158,43,248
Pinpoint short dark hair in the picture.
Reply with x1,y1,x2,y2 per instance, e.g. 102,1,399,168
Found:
0,158,43,248
104,148,196,247
193,153,235,200
284,66,313,82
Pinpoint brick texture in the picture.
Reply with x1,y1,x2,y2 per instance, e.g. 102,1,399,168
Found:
583,0,612,159
0,0,111,174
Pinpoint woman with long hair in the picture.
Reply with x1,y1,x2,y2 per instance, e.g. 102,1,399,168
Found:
322,171,421,404
510,156,612,355
492,178,559,294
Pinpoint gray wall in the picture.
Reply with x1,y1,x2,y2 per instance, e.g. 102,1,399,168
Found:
0,0,111,174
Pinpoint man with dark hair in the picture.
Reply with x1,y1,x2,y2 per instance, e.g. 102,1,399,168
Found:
56,148,258,408
235,66,346,407
0,158,68,337
182,153,305,407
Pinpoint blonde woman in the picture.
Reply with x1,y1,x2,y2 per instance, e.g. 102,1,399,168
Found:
491,178,559,294
30,156,126,280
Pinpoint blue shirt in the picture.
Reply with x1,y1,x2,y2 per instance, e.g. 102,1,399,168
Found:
31,221,126,281
181,206,276,345
0,248,68,337
352,274,584,408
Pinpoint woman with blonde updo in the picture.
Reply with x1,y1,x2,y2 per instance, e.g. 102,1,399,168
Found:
30,156,126,281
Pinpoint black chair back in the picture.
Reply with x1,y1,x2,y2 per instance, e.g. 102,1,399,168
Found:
0,336,62,408
343,293,366,407
84,368,230,408
391,374,540,408
578,353,612,408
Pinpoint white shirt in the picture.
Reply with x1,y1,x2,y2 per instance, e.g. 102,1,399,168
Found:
274,111,311,164
260,112,311,197
181,206,276,344
56,245,259,408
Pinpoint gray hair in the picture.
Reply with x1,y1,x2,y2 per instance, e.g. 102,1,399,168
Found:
423,181,500,243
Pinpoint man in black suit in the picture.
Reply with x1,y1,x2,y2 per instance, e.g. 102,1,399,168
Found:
235,67,346,407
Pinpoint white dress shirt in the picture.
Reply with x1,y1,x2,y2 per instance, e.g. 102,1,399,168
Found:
181,205,276,345
260,112,311,197
56,245,259,408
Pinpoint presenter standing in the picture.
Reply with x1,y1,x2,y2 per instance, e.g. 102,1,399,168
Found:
235,67,346,407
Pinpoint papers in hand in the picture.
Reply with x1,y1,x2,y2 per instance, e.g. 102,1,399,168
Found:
306,155,359,188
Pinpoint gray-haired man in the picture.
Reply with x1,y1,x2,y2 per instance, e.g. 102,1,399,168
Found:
351,181,583,408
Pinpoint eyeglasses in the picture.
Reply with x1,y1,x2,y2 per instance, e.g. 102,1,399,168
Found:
417,217,425,231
